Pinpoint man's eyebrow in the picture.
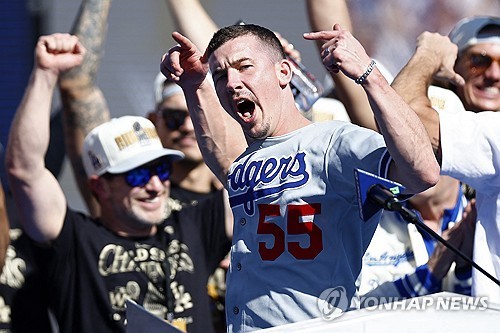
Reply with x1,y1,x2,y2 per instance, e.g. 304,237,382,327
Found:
212,67,226,78
212,57,253,78
230,57,252,66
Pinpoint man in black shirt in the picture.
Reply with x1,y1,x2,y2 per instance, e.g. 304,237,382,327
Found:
6,33,230,333
56,1,233,332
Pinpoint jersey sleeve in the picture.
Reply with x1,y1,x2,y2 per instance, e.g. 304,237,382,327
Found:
359,263,472,306
358,264,440,303
326,123,390,184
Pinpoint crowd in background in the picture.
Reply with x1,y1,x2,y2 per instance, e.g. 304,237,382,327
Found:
0,0,498,332
349,0,500,74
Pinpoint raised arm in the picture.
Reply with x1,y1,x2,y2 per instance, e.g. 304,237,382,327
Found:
304,25,439,192
161,32,246,185
166,0,218,52
391,32,465,163
58,0,112,217
305,0,377,130
6,34,85,244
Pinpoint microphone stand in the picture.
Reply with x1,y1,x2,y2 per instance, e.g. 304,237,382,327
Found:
369,184,500,287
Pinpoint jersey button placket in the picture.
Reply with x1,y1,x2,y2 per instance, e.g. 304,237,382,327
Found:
235,218,244,319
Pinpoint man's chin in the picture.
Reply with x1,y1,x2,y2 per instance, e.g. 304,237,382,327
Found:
135,214,165,227
247,128,268,140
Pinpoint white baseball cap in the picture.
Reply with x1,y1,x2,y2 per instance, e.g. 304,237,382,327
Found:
83,116,184,177
153,72,184,108
449,16,500,53
152,71,215,110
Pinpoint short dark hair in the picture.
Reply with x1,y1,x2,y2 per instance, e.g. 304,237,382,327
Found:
205,24,286,62
477,23,500,40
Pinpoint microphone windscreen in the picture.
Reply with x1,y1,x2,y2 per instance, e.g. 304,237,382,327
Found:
354,168,405,221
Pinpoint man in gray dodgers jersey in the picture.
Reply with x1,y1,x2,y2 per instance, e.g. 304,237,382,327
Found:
160,23,439,332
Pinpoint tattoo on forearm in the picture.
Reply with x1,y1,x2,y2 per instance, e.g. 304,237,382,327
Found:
60,0,112,137
62,95,109,135
62,0,112,80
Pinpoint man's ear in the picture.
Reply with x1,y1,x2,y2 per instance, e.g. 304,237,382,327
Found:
146,110,157,123
277,59,293,87
89,175,110,200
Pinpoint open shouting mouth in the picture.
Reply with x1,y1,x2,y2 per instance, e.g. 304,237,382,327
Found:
236,98,256,123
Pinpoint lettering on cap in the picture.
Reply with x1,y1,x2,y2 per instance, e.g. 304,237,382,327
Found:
114,123,159,150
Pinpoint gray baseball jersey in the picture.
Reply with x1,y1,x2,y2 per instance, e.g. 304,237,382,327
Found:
225,121,392,332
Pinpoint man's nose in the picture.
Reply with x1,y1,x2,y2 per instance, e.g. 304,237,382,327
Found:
226,68,243,93
483,59,500,80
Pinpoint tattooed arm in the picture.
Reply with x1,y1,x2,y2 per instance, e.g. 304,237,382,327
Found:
166,0,218,52
306,0,377,130
58,0,112,217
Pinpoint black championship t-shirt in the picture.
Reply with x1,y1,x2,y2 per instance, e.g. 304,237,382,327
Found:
36,190,230,333
0,229,53,333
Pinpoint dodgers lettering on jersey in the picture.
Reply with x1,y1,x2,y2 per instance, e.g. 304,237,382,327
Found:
228,151,309,215
224,122,392,333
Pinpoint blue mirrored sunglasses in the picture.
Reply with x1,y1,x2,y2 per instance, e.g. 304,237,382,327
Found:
159,108,189,131
124,160,172,187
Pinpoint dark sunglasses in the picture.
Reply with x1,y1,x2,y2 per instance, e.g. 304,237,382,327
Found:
467,52,500,73
159,108,190,131
123,160,172,187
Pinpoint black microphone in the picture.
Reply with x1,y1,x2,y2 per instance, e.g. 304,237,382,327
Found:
368,184,404,211
367,184,500,287
368,184,420,224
